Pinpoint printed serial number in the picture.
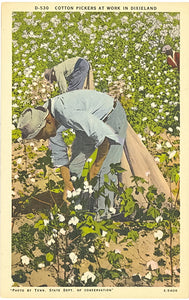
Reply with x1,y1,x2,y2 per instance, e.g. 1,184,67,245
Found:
35,6,49,10
164,288,178,293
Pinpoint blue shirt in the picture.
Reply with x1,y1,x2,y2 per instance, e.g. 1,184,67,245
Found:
47,90,122,167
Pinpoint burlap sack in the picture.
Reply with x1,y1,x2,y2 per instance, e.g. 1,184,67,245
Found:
121,123,172,208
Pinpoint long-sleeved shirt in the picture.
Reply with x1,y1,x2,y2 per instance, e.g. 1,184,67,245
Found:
53,57,80,93
46,90,123,167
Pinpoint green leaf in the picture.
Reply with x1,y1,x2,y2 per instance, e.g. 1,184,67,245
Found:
26,213,35,219
158,258,166,266
106,230,118,243
12,270,27,283
107,251,123,268
172,245,180,257
127,230,139,242
135,186,145,195
154,246,163,257
110,162,125,174
156,194,166,208
126,241,133,247
40,213,48,220
12,129,22,142
51,188,63,193
108,270,122,279
46,252,54,262
148,186,158,194
122,198,135,218
147,206,160,219
104,182,118,193
125,187,133,197
146,192,155,202
171,226,179,234
159,153,168,163
34,220,45,231
80,226,96,237
131,176,147,184
104,174,109,183
143,222,157,229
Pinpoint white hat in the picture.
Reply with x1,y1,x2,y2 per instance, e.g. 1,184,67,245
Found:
17,106,49,139
162,45,172,53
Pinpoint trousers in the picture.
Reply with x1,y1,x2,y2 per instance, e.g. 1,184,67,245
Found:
69,101,127,211
67,59,90,92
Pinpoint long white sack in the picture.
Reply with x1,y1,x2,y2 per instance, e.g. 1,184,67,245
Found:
121,123,172,208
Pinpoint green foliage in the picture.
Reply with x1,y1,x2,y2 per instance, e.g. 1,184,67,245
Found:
12,11,180,140
171,245,180,257
12,270,27,283
12,170,180,286
33,149,53,176
46,179,64,193
105,269,122,280
12,223,37,256
158,258,166,266
46,252,54,262
154,246,163,257
147,206,160,219
169,165,180,184
62,129,76,146
107,251,124,268
12,129,21,142
38,145,48,152
127,230,139,242
120,187,136,218
104,181,119,194
110,163,126,175
34,219,45,231
26,213,35,219
17,170,29,184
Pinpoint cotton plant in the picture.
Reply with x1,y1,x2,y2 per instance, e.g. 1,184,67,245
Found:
12,201,128,286
32,206,87,284
152,134,180,195
12,176,180,287
65,176,94,211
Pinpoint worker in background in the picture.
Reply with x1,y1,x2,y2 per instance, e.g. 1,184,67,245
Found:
44,57,94,93
162,45,180,71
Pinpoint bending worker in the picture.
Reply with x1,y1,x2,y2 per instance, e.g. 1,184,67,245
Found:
161,45,180,71
44,57,94,93
18,90,127,220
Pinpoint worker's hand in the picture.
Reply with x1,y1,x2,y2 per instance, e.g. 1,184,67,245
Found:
89,164,101,181
61,166,74,206
89,137,110,181
63,182,74,206
64,180,74,191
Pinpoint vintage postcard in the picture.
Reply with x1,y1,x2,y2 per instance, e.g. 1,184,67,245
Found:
1,1,189,298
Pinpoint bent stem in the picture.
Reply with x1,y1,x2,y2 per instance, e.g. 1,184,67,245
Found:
50,190,57,206
55,238,60,280
30,195,52,207
174,180,180,207
95,254,105,287
63,234,69,283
